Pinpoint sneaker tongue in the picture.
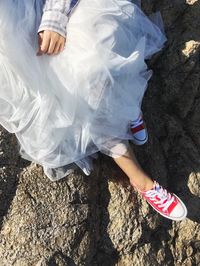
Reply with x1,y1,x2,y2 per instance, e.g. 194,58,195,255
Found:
154,183,166,200
154,183,161,192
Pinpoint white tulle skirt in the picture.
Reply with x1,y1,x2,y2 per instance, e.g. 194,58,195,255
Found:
0,0,166,180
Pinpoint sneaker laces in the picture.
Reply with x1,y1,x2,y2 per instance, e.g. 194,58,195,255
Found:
145,183,175,212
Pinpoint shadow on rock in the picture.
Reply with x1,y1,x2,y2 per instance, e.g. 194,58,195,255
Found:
0,127,30,230
92,155,120,266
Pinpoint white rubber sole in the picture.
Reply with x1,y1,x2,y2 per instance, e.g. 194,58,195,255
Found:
131,131,148,146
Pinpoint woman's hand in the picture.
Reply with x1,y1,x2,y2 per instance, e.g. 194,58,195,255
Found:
37,30,66,56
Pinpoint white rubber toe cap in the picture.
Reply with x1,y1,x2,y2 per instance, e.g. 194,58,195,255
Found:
169,197,188,221
131,128,148,145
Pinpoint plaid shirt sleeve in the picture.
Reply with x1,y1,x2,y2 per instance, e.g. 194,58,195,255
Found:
38,0,80,37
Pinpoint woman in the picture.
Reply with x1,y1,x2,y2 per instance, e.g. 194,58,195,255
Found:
0,0,187,220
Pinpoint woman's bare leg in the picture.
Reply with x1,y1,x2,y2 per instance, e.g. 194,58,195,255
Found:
113,144,154,191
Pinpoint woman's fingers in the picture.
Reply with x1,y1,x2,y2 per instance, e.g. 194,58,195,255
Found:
53,39,66,55
59,41,65,53
40,31,51,54
37,32,44,55
37,31,51,56
47,37,57,55
53,42,62,55
48,34,66,55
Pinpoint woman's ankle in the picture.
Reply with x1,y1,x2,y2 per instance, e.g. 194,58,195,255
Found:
129,177,154,192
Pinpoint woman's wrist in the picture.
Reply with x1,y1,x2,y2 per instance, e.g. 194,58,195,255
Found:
38,10,68,38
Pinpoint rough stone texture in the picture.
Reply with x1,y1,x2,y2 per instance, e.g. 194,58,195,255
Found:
0,0,200,265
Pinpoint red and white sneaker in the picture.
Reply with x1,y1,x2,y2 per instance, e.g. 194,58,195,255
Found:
130,114,148,145
140,181,187,221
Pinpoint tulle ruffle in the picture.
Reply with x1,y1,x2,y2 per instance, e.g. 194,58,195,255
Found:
0,0,166,180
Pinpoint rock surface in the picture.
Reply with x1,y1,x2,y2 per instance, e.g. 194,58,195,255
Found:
0,0,200,265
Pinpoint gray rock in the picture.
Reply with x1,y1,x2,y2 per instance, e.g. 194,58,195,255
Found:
0,0,200,265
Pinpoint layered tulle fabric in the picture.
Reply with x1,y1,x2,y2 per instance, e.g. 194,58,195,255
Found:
0,0,166,180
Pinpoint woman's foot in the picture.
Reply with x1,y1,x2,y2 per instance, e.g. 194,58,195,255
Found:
130,113,148,145
112,145,187,220
140,181,188,221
